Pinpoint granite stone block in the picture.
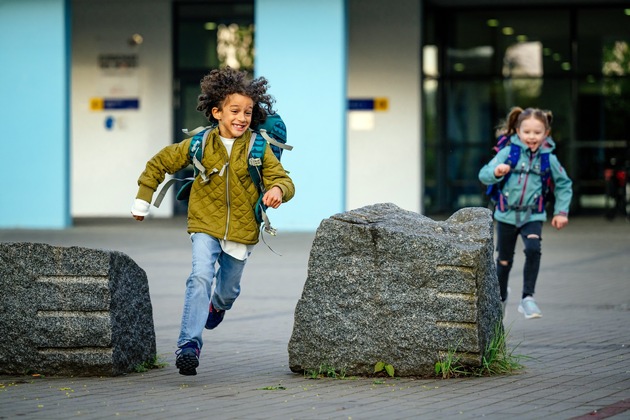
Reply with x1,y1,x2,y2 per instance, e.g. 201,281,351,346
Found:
0,243,156,376
288,203,502,377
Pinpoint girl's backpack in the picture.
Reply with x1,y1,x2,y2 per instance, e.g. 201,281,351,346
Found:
485,134,553,214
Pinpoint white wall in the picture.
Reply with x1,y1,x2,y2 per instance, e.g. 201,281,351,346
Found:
347,0,422,213
71,0,173,218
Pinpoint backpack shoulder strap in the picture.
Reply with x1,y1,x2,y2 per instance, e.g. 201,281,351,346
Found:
540,153,552,194
506,143,521,167
190,129,212,182
493,134,510,153
247,132,279,236
152,127,211,208
247,132,267,188
540,152,550,173
486,143,521,204
259,129,293,151
182,126,211,137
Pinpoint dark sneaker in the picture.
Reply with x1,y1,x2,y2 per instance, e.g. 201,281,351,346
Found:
205,302,225,330
175,343,200,376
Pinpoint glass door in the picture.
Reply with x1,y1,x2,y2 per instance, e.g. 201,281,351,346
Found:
173,1,254,214
422,5,630,216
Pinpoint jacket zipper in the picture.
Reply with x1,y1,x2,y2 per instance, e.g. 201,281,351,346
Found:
222,161,230,240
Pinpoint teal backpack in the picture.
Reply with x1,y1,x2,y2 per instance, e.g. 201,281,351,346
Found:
153,114,292,235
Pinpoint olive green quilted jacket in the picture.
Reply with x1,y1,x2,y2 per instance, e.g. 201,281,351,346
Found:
136,128,295,245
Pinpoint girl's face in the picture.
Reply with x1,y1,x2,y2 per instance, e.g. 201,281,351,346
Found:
212,93,254,139
516,117,549,152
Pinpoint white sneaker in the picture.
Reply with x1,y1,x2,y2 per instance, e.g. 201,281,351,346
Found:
518,296,542,319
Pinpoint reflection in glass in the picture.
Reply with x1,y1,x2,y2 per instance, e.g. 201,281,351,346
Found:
217,23,254,70
503,42,543,100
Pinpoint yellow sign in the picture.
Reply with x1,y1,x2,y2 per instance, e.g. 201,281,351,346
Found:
90,97,104,111
374,97,389,111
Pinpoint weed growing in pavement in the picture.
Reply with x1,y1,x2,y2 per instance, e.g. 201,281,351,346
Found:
134,354,168,373
373,361,395,377
434,339,468,379
478,323,526,376
258,385,287,390
304,364,348,379
434,322,525,379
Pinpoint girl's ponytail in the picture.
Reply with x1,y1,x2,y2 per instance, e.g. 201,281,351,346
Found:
542,109,553,127
505,107,524,136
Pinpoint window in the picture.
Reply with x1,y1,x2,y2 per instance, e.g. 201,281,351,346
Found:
422,5,630,215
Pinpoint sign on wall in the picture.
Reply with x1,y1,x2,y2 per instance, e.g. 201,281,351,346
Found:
348,97,389,111
89,53,140,111
348,97,389,130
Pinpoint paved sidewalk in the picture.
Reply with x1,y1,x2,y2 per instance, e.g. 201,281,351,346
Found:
0,215,628,419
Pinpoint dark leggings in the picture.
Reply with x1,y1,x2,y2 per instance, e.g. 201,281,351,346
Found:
495,221,542,302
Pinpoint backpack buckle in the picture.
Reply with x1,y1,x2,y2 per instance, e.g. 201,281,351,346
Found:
249,157,262,167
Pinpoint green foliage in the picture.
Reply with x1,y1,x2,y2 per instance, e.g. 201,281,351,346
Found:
258,385,287,390
304,368,320,379
304,364,347,380
434,340,468,379
478,323,526,376
434,323,525,379
133,354,168,373
374,361,395,377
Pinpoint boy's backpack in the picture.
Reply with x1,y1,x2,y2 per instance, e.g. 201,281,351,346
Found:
485,134,553,214
153,113,292,235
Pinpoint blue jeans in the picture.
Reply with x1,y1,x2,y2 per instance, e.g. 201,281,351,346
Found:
177,233,247,349
495,221,542,302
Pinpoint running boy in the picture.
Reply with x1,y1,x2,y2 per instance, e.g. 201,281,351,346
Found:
479,107,572,319
131,67,295,375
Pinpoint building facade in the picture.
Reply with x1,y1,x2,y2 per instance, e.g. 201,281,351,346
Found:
1,0,627,229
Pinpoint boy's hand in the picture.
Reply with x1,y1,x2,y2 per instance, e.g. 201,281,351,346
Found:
262,186,283,209
131,199,150,221
551,215,568,230
494,163,511,178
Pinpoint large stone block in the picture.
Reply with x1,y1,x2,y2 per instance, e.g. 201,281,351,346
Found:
0,243,156,376
288,203,502,377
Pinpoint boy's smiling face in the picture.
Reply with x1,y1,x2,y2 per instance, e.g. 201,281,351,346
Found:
212,93,254,139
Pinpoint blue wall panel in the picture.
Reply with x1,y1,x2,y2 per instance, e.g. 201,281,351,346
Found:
0,0,70,228
255,0,347,231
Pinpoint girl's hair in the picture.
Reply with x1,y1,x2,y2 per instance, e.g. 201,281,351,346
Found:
197,67,276,127
496,107,553,137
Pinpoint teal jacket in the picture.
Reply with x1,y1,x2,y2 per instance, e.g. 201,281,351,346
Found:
478,135,573,226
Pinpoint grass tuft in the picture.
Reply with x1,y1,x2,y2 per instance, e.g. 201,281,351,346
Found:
134,354,168,373
434,322,526,378
304,364,347,379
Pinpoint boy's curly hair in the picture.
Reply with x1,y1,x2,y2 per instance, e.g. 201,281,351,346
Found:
197,67,276,128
